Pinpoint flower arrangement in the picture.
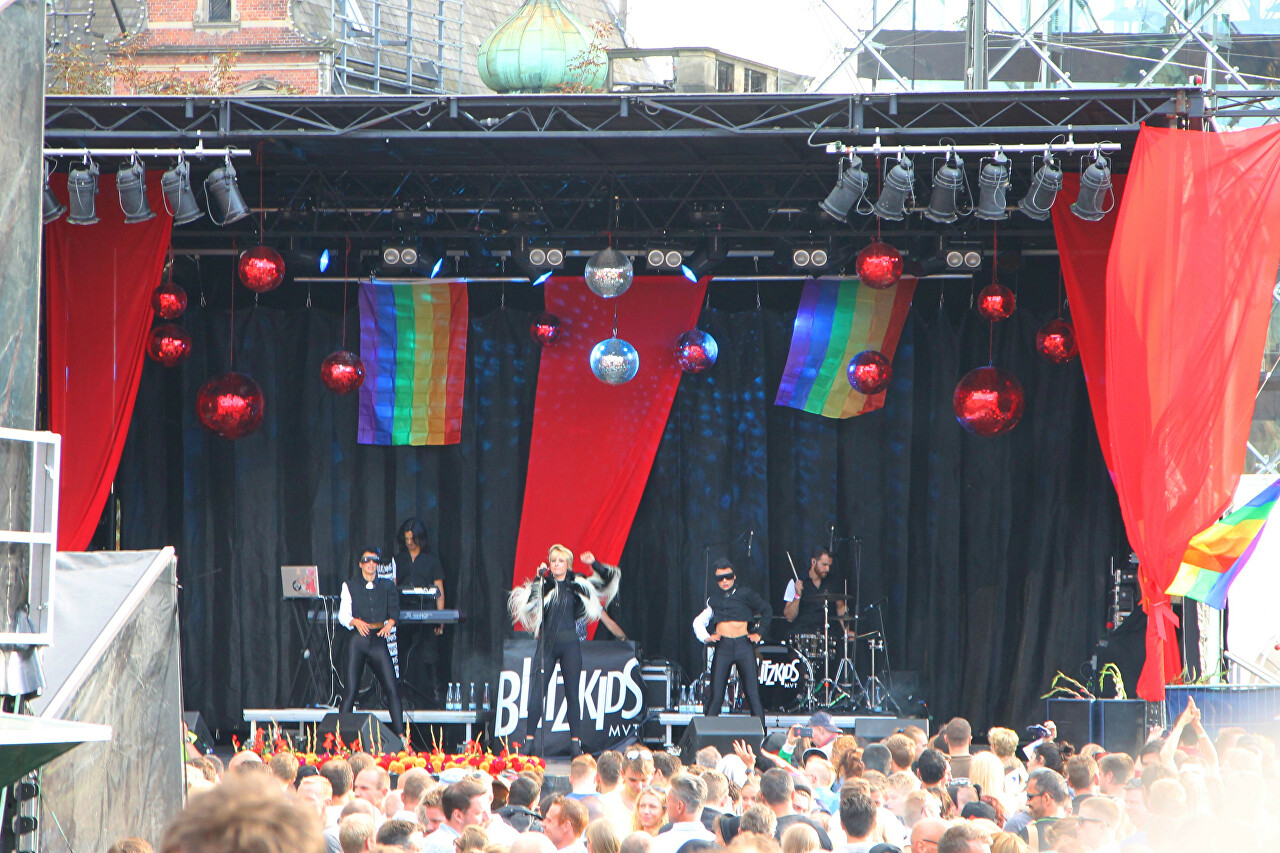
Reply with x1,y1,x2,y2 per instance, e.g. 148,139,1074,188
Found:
232,724,545,776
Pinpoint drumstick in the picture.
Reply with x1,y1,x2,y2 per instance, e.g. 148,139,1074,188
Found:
785,551,800,582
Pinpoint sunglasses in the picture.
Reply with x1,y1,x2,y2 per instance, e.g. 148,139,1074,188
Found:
717,572,736,581
360,556,378,564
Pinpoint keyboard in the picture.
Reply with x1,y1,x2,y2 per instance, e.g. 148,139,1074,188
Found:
398,609,461,624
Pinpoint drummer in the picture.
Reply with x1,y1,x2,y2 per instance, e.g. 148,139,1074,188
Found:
781,546,849,637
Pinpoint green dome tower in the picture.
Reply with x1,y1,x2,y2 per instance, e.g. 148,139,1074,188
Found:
477,0,608,94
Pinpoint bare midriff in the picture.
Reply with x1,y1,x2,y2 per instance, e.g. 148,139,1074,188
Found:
716,620,749,638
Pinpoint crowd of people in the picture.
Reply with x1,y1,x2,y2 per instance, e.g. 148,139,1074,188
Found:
130,697,1279,853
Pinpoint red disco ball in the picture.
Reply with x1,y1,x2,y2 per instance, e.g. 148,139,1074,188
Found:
146,324,192,367
856,241,903,290
238,245,286,293
1036,318,1079,364
151,279,188,319
530,313,565,346
847,350,892,394
196,372,265,439
320,350,365,394
675,329,719,374
953,366,1025,437
977,282,1016,321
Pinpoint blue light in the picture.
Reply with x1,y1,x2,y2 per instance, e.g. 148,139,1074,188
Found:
431,257,445,278
532,270,553,286
318,249,331,273
681,264,698,283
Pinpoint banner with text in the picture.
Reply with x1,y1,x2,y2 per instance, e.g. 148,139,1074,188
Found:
497,638,646,754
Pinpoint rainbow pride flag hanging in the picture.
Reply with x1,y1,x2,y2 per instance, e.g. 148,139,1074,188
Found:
776,277,917,418
1165,479,1280,608
357,281,468,445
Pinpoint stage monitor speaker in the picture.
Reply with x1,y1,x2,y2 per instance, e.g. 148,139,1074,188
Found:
677,716,764,762
318,712,403,754
1046,699,1093,750
183,711,214,753
1093,700,1145,758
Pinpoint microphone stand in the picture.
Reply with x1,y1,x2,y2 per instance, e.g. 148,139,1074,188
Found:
530,573,552,758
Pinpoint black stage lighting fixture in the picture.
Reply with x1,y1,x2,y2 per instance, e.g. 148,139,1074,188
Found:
514,240,565,284
681,236,728,282
943,242,983,270
974,151,1011,220
161,156,205,225
204,153,251,225
872,156,915,221
791,243,832,272
66,155,100,225
646,248,684,270
1071,150,1113,221
117,155,156,224
42,160,66,225
381,244,420,273
1017,150,1063,221
924,151,966,224
820,156,870,222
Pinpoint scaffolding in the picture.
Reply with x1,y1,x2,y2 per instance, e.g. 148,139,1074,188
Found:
327,0,464,94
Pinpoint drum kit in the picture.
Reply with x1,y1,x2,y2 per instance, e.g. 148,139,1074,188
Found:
689,591,896,714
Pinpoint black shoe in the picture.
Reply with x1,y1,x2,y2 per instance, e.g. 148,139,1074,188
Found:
569,738,584,757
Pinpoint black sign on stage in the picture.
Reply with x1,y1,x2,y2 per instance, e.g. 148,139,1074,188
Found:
496,638,647,754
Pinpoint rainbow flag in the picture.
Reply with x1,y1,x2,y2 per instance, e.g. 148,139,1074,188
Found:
358,281,468,445
776,277,917,418
1166,479,1280,608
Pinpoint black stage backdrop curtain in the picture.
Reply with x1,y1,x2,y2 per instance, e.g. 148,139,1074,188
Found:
114,291,1125,736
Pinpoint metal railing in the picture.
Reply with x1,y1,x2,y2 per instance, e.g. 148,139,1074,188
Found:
329,0,464,94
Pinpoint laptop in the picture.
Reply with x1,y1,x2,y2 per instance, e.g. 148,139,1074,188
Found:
281,565,321,599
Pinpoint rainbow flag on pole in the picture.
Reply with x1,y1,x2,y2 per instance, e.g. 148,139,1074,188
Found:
357,280,468,445
1166,479,1280,608
776,277,917,418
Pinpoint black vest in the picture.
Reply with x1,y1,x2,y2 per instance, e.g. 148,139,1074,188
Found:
348,576,399,622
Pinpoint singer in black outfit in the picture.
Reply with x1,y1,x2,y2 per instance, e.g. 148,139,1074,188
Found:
508,544,620,756
339,547,404,737
693,558,772,725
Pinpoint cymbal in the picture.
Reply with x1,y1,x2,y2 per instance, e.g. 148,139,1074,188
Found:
806,592,853,601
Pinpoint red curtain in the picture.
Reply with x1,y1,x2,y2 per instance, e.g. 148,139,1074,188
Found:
1056,125,1280,699
511,275,708,592
45,172,173,550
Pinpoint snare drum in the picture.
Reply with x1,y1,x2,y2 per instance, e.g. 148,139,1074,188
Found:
755,644,812,711
790,632,835,661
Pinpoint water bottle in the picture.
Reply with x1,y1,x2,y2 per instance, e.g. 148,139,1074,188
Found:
482,682,491,712
448,683,458,711
468,683,476,711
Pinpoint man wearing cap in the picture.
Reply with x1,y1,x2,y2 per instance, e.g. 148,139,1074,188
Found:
693,559,772,724
777,711,843,767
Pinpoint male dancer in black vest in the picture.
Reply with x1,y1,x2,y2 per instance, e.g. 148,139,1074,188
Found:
339,546,404,737
693,558,772,726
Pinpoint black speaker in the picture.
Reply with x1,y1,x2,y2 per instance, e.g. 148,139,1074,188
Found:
1093,700,1145,758
183,711,214,753
318,712,403,754
1046,699,1093,750
677,716,764,761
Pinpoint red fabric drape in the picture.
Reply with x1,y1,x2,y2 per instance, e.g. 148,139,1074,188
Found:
1055,125,1280,700
1050,173,1127,477
511,276,708,594
45,172,173,550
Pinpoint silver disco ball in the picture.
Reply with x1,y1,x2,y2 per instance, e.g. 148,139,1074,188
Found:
589,337,640,385
584,247,634,298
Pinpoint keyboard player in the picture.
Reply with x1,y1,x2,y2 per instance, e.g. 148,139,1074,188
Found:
389,517,448,705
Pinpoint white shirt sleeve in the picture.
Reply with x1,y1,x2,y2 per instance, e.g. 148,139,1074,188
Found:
386,556,399,585
784,579,799,602
693,605,713,643
339,582,353,629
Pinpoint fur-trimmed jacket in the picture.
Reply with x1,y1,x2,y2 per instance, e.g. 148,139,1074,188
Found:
507,560,620,639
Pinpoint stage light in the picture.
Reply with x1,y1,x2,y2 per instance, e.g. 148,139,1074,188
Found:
381,244,420,271
431,256,445,277
532,270,553,286
680,236,727,282
204,153,251,225
319,248,331,273
161,156,204,225
924,151,965,224
514,238,566,282
646,248,684,270
974,151,1011,220
944,243,983,269
872,156,915,221
792,244,832,271
528,247,565,268
820,156,870,223
66,155,100,225
1071,150,1113,221
116,155,156,224
42,160,66,225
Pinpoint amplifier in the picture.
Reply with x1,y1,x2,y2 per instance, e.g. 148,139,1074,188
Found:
641,662,675,711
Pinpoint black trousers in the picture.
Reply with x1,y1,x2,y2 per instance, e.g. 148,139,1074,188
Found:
705,635,765,722
341,631,404,736
527,631,583,741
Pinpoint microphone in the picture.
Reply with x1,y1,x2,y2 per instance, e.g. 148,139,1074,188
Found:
746,529,754,557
